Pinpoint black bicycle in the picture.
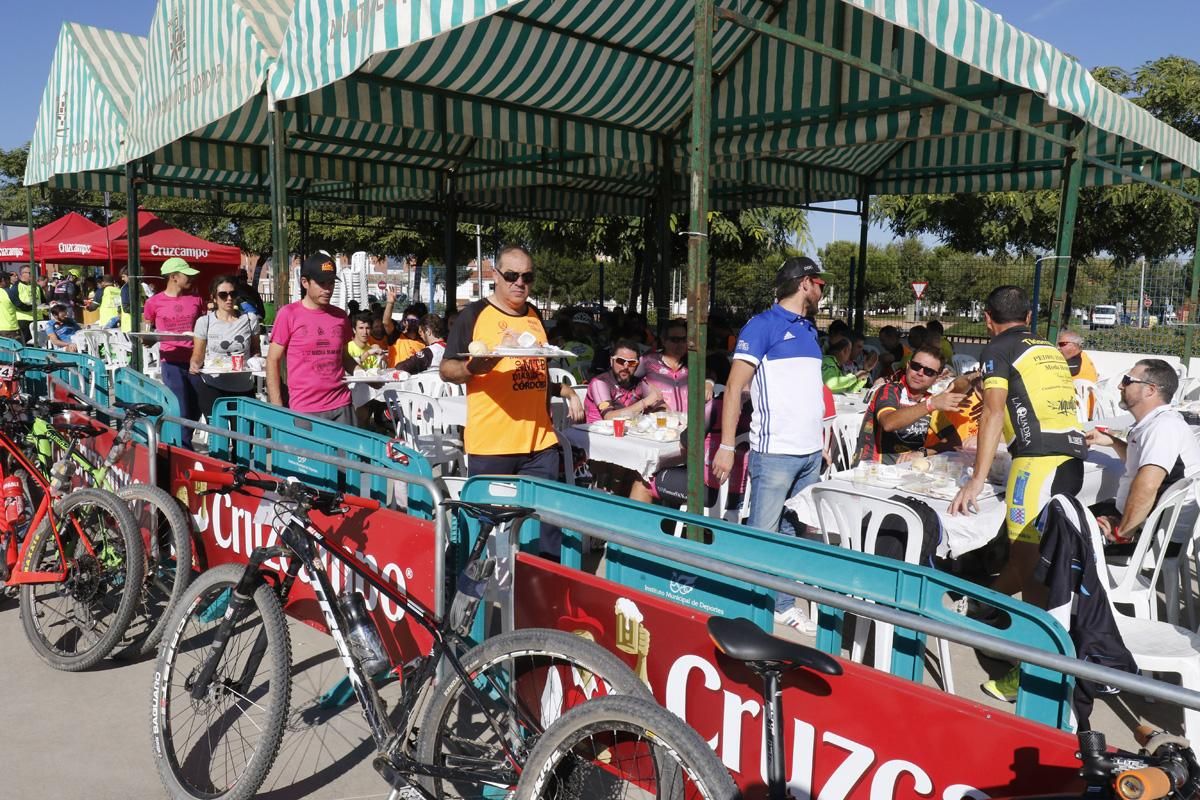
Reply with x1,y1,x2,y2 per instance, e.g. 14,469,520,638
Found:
150,467,653,800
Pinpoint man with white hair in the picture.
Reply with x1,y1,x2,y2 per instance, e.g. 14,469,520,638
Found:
1055,330,1098,383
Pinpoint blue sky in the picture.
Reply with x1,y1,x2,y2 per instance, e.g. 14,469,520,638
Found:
2,0,1196,248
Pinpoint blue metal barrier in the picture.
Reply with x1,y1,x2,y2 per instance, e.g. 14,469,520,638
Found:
0,346,109,403
460,476,1077,730
208,397,436,518
113,367,182,446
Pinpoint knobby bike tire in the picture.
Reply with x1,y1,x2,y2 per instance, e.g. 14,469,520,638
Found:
112,484,195,659
151,564,292,800
515,695,738,800
18,487,144,671
414,627,655,800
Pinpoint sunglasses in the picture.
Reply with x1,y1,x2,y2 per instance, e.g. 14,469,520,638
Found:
612,356,639,367
216,290,235,300
500,270,535,285
1056,341,1074,347
908,362,940,377
1120,374,1156,389
809,277,826,289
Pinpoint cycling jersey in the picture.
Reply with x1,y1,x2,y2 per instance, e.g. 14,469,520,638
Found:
980,326,1086,460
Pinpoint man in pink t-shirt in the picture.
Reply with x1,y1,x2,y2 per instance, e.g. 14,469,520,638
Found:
143,257,206,449
267,251,356,425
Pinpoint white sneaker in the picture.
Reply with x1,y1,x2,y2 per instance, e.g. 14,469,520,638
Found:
774,606,817,635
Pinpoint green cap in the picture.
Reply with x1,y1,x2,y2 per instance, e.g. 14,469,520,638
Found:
161,257,199,276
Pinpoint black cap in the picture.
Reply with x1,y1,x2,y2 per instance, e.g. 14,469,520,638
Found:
300,251,339,281
775,256,825,287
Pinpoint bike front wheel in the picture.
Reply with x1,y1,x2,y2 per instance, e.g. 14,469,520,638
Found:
18,487,144,671
415,627,655,800
151,563,292,800
113,484,195,659
514,694,738,800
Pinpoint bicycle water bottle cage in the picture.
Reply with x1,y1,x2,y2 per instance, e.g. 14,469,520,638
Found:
708,616,843,676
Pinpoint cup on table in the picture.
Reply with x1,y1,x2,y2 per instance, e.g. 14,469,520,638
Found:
613,418,626,437
230,353,245,371
852,463,869,486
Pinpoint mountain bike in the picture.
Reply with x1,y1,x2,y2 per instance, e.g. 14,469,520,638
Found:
0,361,193,657
0,363,143,671
151,467,653,800
519,615,1200,800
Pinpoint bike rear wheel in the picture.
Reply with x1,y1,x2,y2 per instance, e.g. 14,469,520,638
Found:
415,627,655,800
113,484,194,659
18,487,144,671
151,563,292,800
514,695,738,800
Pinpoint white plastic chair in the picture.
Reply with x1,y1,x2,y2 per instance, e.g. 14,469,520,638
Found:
1080,498,1200,738
951,354,979,376
1074,379,1101,423
548,367,576,388
705,432,749,523
809,485,954,693
380,389,463,475
821,418,858,478
1105,479,1196,624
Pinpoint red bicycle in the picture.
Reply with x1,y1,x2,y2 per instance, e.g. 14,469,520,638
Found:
0,362,143,671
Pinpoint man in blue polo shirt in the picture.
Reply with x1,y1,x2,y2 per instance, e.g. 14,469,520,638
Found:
713,256,827,634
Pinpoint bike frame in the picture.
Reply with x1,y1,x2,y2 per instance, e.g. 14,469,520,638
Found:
194,498,534,792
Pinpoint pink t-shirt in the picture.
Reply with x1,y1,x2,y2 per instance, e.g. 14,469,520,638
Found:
143,292,205,364
270,301,351,413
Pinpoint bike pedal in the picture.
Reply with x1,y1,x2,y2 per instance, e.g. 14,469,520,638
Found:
372,754,427,798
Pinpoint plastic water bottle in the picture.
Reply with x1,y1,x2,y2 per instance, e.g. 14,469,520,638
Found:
2,475,26,528
337,591,390,676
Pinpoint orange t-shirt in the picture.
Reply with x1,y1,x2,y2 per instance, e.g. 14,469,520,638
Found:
388,337,423,367
444,299,556,456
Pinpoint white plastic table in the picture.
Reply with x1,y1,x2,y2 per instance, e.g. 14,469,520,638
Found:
563,423,684,479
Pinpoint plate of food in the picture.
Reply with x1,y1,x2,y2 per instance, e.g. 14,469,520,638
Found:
459,332,578,359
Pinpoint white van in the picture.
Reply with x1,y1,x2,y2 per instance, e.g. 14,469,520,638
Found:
1090,305,1118,329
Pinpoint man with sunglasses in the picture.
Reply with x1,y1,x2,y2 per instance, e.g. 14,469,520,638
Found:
267,251,357,426
1085,360,1200,548
858,346,966,464
1055,330,1098,383
584,340,663,423
713,256,829,634
442,245,585,557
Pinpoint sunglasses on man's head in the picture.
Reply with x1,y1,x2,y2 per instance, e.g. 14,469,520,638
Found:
612,356,639,367
908,362,940,377
500,270,535,285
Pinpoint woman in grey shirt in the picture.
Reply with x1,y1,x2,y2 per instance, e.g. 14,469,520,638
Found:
188,274,261,420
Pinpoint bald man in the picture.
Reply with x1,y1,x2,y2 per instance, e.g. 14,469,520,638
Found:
1056,330,1098,383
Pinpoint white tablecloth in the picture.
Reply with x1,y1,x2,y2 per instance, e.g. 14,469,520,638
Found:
563,425,683,479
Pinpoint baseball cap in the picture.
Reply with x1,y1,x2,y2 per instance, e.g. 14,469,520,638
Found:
300,251,339,282
161,257,199,276
774,256,825,287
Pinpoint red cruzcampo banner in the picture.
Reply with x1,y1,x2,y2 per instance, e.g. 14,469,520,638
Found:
514,554,1082,800
167,448,439,664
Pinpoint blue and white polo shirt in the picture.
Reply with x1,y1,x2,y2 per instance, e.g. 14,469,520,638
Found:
733,304,824,456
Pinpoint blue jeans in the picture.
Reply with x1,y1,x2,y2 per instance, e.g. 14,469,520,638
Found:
745,450,823,612
159,361,200,450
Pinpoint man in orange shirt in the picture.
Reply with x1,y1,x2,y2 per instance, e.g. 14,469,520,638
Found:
441,245,584,557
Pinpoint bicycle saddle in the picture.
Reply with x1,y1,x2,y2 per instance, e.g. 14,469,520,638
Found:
707,617,843,675
442,501,537,525
114,400,163,417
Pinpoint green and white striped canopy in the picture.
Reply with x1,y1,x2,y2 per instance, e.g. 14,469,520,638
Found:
26,0,1200,217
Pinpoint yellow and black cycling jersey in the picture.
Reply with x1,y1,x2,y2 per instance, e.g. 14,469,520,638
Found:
979,326,1087,460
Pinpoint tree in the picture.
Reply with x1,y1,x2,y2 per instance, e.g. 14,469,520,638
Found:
873,57,1200,262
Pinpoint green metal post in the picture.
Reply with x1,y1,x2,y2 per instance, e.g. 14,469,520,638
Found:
125,162,143,371
654,137,673,332
269,104,290,307
684,0,715,526
1047,147,1083,344
854,193,870,333
1183,213,1200,371
24,188,38,343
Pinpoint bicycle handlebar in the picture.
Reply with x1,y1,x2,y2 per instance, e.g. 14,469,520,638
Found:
1116,768,1175,800
185,468,381,512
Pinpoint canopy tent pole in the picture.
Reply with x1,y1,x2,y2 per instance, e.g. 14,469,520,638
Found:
269,104,290,308
654,136,673,332
854,192,870,334
24,188,38,343
1047,143,1084,344
125,163,144,371
1183,213,1200,372
684,0,715,526
444,174,458,314
300,204,310,262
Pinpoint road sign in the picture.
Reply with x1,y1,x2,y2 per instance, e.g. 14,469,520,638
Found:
377,281,387,290
911,281,928,300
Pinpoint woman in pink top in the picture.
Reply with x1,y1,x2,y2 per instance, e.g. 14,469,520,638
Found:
142,257,206,449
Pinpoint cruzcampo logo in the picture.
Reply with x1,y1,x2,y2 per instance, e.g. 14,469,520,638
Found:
168,13,188,76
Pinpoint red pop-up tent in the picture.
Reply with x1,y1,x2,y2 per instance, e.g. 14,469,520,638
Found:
0,212,104,264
